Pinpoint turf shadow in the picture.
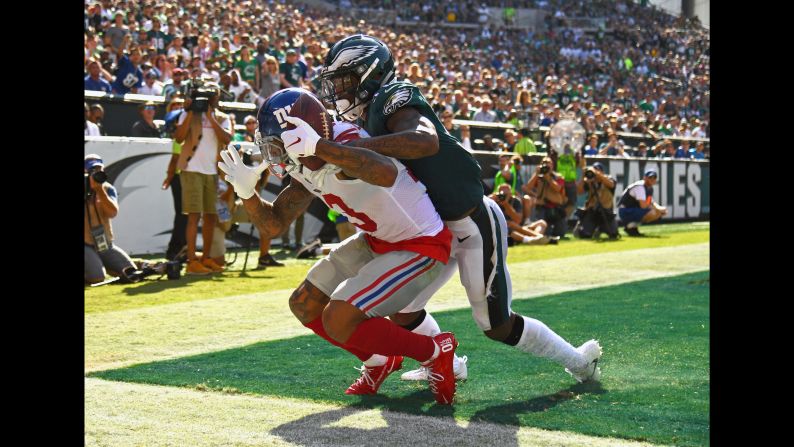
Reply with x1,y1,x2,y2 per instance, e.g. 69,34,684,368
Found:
270,383,605,447
116,272,276,296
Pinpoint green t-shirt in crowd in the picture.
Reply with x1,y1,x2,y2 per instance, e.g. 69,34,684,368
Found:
235,58,259,84
279,61,302,87
513,137,537,155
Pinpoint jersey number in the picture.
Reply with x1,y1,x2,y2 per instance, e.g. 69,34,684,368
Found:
322,194,377,232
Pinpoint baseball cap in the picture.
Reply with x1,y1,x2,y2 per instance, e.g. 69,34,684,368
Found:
286,48,297,55
592,162,605,172
85,154,104,171
644,169,658,178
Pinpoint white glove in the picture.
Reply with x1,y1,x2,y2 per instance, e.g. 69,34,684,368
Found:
281,116,321,157
218,144,268,200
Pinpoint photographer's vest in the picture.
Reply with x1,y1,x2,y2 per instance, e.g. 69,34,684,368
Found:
585,177,617,210
618,181,653,208
176,109,230,171
84,190,114,246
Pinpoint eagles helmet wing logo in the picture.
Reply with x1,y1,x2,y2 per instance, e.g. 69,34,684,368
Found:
383,89,412,115
326,45,379,72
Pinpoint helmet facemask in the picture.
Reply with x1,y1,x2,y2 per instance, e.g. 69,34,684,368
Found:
255,128,299,179
319,58,386,122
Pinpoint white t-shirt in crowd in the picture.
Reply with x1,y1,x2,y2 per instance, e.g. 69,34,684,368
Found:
177,111,231,175
138,81,164,96
85,121,101,136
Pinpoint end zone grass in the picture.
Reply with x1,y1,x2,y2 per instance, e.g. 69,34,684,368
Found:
85,222,709,314
91,271,709,446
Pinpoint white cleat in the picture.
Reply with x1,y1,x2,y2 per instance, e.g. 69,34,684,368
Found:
401,355,468,381
566,339,602,383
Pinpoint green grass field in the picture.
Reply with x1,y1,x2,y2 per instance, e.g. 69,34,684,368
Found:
85,222,710,446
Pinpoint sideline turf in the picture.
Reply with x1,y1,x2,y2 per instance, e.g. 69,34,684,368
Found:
92,271,709,446
85,222,708,314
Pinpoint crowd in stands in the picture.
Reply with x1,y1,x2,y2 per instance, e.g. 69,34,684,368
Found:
84,0,709,158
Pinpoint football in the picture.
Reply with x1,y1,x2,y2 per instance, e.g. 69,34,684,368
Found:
288,91,334,171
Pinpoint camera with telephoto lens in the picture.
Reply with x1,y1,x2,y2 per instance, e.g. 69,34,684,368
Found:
186,78,218,113
85,170,108,197
497,192,506,202
584,169,596,180
538,165,550,176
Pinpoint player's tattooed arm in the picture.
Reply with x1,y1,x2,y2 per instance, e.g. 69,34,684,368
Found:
314,140,398,187
242,180,315,239
352,106,439,159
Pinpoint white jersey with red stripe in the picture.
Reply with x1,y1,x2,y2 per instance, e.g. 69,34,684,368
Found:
290,121,449,262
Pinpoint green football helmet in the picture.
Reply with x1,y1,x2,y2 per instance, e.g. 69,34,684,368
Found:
318,34,395,121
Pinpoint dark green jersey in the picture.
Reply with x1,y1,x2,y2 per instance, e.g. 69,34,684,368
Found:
365,81,483,220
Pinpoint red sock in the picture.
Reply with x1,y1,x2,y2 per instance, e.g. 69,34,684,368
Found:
345,317,436,363
304,316,372,362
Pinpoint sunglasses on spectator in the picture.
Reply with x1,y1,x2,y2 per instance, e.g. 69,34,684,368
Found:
144,106,156,111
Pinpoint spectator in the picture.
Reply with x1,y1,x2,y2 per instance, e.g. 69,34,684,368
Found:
106,11,129,55
635,142,649,158
525,156,568,238
617,170,667,236
583,134,599,155
84,154,137,284
167,36,191,62
147,19,171,55
473,99,497,122
85,59,112,93
162,68,188,102
88,104,106,136
279,49,303,88
573,162,619,240
493,153,518,195
513,128,538,155
131,101,161,138
235,45,260,92
440,110,461,142
233,115,258,142
690,141,707,159
138,70,164,96
453,100,473,120
111,46,144,95
227,69,256,103
598,132,620,156
675,139,691,159
503,129,517,151
85,102,101,136
172,84,232,275
259,55,281,104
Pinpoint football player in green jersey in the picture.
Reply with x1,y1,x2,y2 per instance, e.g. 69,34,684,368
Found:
301,34,603,384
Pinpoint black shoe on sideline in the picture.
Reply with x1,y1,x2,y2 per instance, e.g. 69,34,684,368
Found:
259,254,285,267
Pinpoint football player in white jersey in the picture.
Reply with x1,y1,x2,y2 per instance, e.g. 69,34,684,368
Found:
218,88,460,404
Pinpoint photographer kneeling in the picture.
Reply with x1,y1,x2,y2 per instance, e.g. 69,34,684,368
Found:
573,162,619,239
618,170,667,236
490,184,557,246
84,154,137,284
525,156,568,238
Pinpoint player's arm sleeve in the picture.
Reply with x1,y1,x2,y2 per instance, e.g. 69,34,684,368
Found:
352,86,439,159
314,139,398,187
